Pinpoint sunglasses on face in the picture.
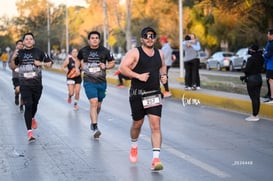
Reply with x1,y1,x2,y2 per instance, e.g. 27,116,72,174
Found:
143,34,156,39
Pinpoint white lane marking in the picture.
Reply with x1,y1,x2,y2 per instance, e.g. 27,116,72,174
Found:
141,135,230,178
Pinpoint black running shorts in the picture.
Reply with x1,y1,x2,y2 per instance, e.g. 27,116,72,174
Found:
129,94,162,121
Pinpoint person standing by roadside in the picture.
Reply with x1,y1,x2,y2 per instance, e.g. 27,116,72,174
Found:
9,39,24,112
62,48,82,111
160,36,173,97
189,33,201,89
242,45,264,121
119,27,167,171
78,31,115,139
10,32,53,142
263,28,273,104
183,34,201,90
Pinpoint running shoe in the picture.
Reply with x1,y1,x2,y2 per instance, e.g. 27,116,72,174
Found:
27,130,36,143
264,98,273,104
93,129,101,139
32,118,37,129
19,105,24,113
73,104,79,111
129,146,138,163
163,91,172,98
245,115,260,122
67,97,72,104
151,158,163,171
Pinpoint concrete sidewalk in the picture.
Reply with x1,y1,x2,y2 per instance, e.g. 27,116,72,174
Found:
50,64,272,119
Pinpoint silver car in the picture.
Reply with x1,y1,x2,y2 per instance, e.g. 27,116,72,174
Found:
229,48,250,71
206,51,234,71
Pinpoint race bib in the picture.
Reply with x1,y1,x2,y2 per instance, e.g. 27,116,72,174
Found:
67,80,75,84
23,72,36,79
89,67,101,73
142,93,162,109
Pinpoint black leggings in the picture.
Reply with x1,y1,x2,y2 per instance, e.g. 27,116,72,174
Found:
246,75,262,116
20,85,43,130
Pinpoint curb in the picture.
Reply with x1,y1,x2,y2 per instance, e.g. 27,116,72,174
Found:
49,67,272,119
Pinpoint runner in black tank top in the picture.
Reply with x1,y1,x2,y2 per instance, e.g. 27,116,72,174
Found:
62,48,82,110
119,27,168,171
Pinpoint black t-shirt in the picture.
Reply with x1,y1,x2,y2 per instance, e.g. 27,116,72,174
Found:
77,45,114,83
15,47,52,86
131,47,162,90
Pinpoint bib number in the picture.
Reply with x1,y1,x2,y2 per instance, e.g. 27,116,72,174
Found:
89,67,101,73
67,80,75,84
23,72,36,78
142,93,162,109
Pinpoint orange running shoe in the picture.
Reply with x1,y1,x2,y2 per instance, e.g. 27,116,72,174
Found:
129,147,138,163
32,118,37,129
27,130,36,143
151,158,163,171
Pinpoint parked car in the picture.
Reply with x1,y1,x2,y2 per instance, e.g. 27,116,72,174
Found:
206,51,234,71
229,48,250,71
198,51,208,68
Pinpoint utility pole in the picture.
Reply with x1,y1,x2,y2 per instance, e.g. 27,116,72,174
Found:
179,0,184,78
47,2,51,56
65,1,69,55
126,0,132,51
103,0,109,48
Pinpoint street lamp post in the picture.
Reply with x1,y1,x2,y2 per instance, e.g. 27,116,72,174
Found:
179,0,184,78
66,1,69,55
47,3,51,56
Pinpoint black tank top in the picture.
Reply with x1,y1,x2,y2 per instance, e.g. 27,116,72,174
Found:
131,46,162,90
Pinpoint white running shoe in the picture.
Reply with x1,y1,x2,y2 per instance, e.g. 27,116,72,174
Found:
245,115,259,122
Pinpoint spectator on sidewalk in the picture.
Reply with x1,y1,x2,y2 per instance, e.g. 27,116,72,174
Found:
160,36,173,97
263,28,273,104
182,34,201,90
242,45,264,121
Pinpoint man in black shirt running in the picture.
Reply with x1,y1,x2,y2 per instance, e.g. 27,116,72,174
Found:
10,32,53,143
78,31,115,139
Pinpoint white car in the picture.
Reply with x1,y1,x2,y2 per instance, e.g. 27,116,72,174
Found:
206,51,234,71
229,48,250,71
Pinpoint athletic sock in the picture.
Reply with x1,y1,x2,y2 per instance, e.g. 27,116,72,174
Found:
152,148,161,158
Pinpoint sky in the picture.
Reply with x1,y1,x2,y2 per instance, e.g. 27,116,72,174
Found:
0,0,88,17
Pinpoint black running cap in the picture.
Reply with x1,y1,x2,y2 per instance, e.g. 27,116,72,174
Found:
141,27,157,37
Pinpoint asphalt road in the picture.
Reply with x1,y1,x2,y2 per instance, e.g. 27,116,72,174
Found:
0,69,273,181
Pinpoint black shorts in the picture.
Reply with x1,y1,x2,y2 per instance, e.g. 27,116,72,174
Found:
12,78,20,88
129,94,162,121
67,76,82,84
266,70,273,79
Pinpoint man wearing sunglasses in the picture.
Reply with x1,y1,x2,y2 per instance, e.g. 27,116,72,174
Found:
119,27,167,171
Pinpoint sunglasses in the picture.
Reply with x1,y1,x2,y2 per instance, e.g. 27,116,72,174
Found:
143,34,156,39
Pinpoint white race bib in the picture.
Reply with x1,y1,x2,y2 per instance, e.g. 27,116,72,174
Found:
142,93,162,109
23,72,36,78
67,80,75,84
89,67,101,73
